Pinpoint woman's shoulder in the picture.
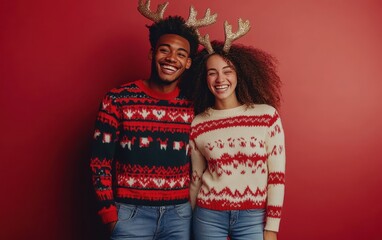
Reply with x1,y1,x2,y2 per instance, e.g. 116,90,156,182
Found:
191,110,212,126
248,104,277,115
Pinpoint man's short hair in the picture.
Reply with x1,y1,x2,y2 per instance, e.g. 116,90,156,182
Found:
148,16,199,58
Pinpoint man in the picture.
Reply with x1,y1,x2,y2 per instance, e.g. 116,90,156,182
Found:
89,3,207,239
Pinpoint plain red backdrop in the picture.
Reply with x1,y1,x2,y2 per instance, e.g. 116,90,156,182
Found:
1,0,382,239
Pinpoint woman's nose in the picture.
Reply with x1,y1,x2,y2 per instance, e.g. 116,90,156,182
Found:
216,73,224,82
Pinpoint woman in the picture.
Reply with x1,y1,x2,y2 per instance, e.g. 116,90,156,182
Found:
189,40,285,240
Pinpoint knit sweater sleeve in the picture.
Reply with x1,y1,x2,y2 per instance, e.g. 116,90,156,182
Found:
264,109,286,232
90,92,120,224
189,139,206,209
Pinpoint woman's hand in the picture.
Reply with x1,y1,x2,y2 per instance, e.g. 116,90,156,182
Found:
264,230,277,240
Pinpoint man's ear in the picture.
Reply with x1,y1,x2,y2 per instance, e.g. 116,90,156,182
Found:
148,49,153,60
186,58,192,69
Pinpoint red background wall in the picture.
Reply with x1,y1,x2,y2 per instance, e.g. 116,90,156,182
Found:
1,0,382,239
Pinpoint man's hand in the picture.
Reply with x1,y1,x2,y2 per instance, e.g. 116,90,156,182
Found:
107,221,117,233
264,230,277,240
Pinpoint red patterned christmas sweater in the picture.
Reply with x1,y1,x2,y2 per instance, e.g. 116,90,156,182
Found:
90,80,193,224
189,104,285,232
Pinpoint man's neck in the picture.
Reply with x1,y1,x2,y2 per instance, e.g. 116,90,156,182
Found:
144,78,178,94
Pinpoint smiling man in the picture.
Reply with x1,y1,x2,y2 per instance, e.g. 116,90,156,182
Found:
90,15,200,239
150,33,192,88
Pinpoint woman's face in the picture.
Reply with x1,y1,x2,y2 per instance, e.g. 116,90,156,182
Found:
206,54,239,109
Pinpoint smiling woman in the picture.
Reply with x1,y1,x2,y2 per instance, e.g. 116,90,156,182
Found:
205,54,239,109
190,40,284,240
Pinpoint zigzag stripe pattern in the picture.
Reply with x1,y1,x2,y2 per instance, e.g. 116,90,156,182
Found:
199,186,267,199
121,121,190,134
197,186,267,209
198,199,267,210
116,188,189,201
267,206,282,218
117,162,189,175
268,172,285,184
117,175,189,189
191,114,278,139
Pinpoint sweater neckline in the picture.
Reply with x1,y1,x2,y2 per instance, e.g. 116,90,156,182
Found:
207,104,249,116
136,80,180,100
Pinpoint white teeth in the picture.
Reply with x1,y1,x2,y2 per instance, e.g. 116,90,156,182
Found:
215,85,229,90
162,65,177,71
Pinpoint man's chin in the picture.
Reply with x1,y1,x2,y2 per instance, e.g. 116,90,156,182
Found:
157,76,180,85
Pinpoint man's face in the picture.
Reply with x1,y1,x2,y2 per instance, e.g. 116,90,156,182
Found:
151,34,191,85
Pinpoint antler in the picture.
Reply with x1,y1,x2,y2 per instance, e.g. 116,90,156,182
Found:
185,6,217,28
197,31,214,54
137,0,169,22
185,6,217,54
223,18,251,52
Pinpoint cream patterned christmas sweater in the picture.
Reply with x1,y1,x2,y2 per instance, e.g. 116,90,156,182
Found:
189,104,285,232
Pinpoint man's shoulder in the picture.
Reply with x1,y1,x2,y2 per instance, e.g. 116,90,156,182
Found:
106,80,142,95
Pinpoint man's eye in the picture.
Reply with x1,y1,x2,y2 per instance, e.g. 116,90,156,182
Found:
159,48,169,53
178,53,186,58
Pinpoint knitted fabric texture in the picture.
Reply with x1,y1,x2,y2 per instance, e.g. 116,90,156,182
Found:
189,104,285,232
90,80,194,224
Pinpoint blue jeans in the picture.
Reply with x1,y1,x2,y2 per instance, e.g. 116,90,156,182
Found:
111,202,192,240
192,207,265,240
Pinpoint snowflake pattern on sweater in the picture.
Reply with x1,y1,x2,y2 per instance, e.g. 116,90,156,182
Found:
90,80,193,224
189,104,285,232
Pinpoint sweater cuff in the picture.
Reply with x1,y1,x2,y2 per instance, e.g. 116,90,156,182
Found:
264,217,280,232
99,205,118,224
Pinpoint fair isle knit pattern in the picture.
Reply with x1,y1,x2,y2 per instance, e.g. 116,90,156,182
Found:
189,104,285,232
90,80,193,224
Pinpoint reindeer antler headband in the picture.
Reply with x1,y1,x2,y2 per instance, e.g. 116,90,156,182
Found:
138,0,217,45
137,1,250,54
222,18,251,53
197,18,251,54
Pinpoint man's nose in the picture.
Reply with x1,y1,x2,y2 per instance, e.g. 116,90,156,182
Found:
165,51,177,62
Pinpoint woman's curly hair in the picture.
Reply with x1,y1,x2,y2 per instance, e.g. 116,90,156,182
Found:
190,41,282,114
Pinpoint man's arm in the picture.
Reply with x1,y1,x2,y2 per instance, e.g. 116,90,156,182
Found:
90,93,120,225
